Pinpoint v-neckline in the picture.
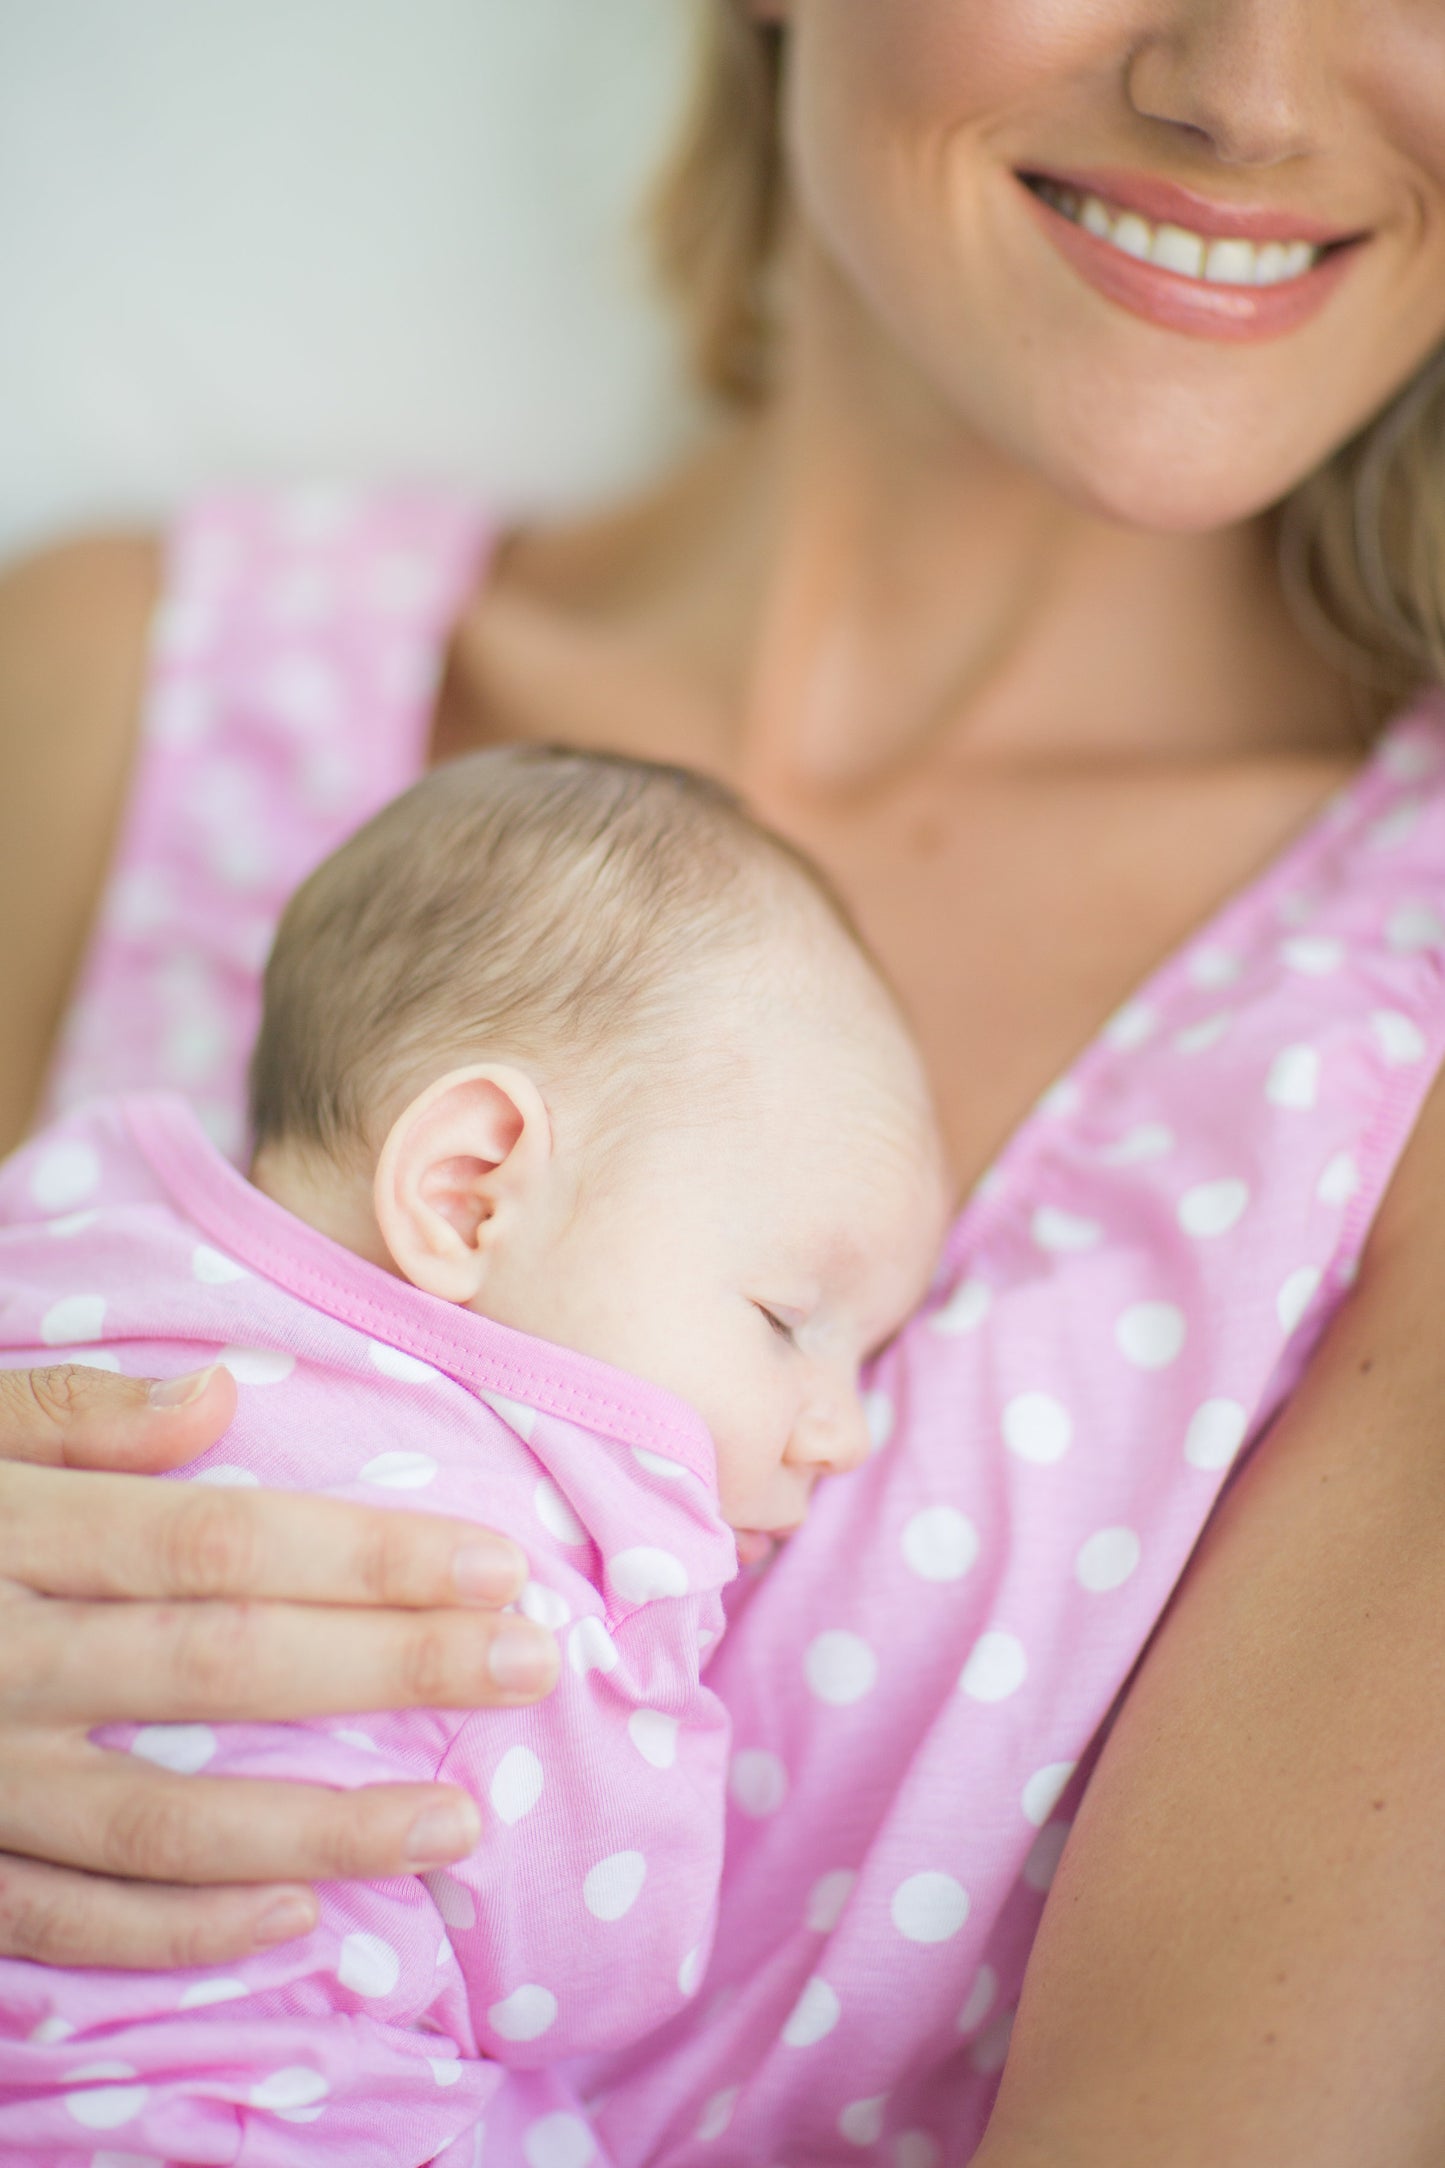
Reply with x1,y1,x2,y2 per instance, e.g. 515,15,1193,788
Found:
935,699,1445,1276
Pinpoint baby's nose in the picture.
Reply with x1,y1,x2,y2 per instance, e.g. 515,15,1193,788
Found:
791,1393,872,1476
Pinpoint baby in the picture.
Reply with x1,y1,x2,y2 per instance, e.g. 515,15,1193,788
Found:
0,746,948,2165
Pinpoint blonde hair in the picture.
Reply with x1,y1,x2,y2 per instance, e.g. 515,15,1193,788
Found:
648,4,1445,720
250,745,859,1158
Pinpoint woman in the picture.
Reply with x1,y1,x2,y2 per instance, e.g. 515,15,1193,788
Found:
4,2,1445,2158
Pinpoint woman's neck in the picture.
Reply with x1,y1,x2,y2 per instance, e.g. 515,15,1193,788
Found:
642,235,1360,800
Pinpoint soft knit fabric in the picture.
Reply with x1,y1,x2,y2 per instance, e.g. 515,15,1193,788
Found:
21,488,1445,2166
0,1091,736,2164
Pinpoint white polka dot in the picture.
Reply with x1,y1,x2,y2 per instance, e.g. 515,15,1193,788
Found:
1104,1001,1157,1049
1278,1266,1322,1333
804,1630,878,1706
609,1546,689,1604
365,1340,441,1383
1178,1178,1250,1238
489,1984,558,2041
839,2096,889,2147
957,1964,998,2035
1388,902,1445,953
41,1294,107,1345
901,1505,979,1583
30,1141,101,1212
490,1745,544,1827
931,1277,992,1335
1188,946,1242,989
47,1208,101,1238
1173,1011,1234,1056
1369,800,1422,851
1021,1761,1076,1827
1317,1152,1360,1207
632,1445,691,1481
1023,1820,1072,1892
175,1974,250,2010
518,1581,571,1631
482,1391,536,1441
359,1450,439,1489
806,1868,857,1932
249,2066,329,2121
865,1390,895,1451
190,1244,248,1288
1381,738,1439,782
191,1463,260,1487
28,2015,75,2043
970,2008,1016,2074
1281,935,1344,977
1101,1122,1175,1166
62,2064,148,2129
1185,1399,1249,1471
584,1849,647,1921
1003,1392,1072,1465
678,1945,703,1996
1031,1206,1103,1253
131,1725,216,1775
535,1478,586,1546
523,2112,595,2168
567,1616,619,1676
891,1871,969,1944
424,1870,476,1930
149,678,215,745
628,1708,680,1769
1036,1075,1083,1120
696,2087,739,2142
782,1974,841,2046
1075,1527,1141,1594
730,1747,788,1817
162,1010,230,1082
1266,1044,1320,1110
337,1931,400,1998
435,1934,455,1969
1372,1010,1427,1067
1116,1302,1186,1370
959,1630,1028,1703
334,1728,378,1753
77,1351,122,1373
219,1345,295,1385
894,2133,941,2168
428,2057,463,2087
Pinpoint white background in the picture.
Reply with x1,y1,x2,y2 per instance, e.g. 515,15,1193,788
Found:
0,1,700,559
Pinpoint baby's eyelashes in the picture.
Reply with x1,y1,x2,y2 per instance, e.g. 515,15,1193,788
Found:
755,1302,799,1344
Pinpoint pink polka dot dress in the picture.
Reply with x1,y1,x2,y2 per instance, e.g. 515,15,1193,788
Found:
19,490,1445,2165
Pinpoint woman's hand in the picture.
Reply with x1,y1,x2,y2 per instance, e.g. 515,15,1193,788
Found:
0,1361,559,1970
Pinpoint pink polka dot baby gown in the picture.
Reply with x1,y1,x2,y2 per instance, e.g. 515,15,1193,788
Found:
20,489,1445,2165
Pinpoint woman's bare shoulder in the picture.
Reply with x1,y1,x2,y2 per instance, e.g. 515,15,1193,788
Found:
0,531,160,1153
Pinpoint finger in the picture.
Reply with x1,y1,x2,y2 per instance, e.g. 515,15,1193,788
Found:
0,1849,319,1969
1,1757,482,1884
0,1460,528,1608
0,1361,237,1471
7,1595,560,1722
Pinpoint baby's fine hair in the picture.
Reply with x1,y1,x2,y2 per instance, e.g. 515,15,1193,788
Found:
249,744,861,1159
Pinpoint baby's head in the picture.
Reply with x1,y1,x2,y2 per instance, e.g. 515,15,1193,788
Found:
251,748,949,1544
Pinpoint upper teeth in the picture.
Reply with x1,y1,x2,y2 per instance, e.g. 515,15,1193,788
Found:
1032,180,1321,287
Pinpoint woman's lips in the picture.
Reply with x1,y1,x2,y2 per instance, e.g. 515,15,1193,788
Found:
1017,169,1368,344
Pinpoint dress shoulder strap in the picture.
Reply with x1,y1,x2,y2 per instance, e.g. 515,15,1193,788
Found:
43,487,492,1155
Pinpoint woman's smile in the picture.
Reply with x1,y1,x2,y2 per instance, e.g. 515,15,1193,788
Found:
1017,166,1372,343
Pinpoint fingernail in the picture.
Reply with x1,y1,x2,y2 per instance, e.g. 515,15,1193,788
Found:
404,1798,482,1870
149,1366,219,1410
452,1537,526,1605
487,1619,557,1696
252,1893,317,1948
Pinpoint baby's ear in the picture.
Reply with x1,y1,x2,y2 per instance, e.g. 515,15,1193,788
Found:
373,1066,553,1303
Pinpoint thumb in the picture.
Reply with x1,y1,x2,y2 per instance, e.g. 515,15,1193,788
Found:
0,1362,238,1470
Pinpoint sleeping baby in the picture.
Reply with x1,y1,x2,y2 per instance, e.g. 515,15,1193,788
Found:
0,746,948,2164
